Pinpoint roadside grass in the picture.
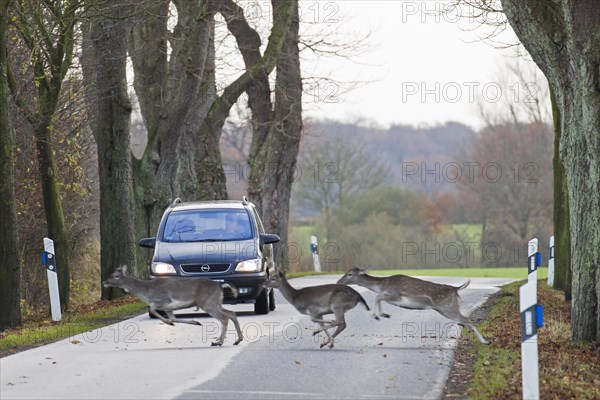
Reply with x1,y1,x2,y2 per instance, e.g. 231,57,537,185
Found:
0,296,146,357
463,281,600,399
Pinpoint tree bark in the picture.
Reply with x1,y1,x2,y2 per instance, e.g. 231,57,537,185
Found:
503,0,600,341
34,117,71,310
0,0,22,330
550,88,571,300
129,0,216,273
248,0,302,271
81,0,137,296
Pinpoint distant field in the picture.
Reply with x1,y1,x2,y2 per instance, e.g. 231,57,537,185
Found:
367,267,548,280
448,223,482,242
289,224,545,280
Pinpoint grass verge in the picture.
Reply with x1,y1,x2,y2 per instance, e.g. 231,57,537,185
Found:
0,296,147,358
443,281,600,399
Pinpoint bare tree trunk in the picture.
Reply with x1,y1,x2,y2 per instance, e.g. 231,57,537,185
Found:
503,0,600,341
0,0,22,330
81,0,137,295
248,0,302,271
195,30,226,200
129,0,217,273
550,88,571,300
34,116,71,310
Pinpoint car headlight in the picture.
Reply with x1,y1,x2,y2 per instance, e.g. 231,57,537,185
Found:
151,262,177,275
235,259,261,272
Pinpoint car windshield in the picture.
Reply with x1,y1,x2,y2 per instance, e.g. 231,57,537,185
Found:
162,209,253,242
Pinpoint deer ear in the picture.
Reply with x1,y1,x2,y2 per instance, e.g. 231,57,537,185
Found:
358,268,368,275
117,264,128,274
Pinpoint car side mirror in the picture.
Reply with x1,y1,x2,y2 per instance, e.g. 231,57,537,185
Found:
138,237,156,248
260,234,280,245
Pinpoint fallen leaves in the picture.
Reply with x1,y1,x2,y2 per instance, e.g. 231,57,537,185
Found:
443,282,600,399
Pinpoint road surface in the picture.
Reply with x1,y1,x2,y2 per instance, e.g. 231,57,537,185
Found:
1,275,513,400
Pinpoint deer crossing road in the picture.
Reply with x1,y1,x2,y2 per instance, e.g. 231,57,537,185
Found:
1,275,513,400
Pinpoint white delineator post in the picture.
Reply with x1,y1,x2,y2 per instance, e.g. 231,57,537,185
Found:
43,237,62,321
547,235,555,287
520,238,543,400
310,235,321,273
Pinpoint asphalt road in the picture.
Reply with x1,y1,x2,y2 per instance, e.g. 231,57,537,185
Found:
1,275,513,400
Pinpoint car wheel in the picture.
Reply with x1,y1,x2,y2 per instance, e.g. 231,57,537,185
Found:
268,288,276,311
254,288,269,315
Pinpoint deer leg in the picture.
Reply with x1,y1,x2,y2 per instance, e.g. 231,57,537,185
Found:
212,317,227,347
374,295,390,320
310,316,336,347
163,310,202,326
205,305,242,346
310,316,335,336
149,309,174,326
437,308,490,345
223,307,243,346
312,321,337,336
313,322,327,336
467,324,490,345
319,308,348,349
319,325,336,349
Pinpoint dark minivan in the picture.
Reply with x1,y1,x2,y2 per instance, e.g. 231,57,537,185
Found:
138,197,280,314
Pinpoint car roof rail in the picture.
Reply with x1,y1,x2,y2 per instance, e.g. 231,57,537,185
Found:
242,196,249,205
169,198,182,208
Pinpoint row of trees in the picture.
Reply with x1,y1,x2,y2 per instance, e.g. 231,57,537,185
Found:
0,0,303,330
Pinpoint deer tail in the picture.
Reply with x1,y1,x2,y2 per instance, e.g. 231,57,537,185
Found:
221,283,239,298
457,280,471,291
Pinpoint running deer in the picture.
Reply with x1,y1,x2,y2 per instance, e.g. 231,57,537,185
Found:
337,267,490,344
267,270,370,349
103,265,243,346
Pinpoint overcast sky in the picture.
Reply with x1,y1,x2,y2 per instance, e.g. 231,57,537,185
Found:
297,1,544,130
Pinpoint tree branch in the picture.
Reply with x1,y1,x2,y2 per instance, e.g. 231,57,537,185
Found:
214,0,262,67
205,0,293,130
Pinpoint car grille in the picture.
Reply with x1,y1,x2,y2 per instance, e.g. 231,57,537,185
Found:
180,263,231,274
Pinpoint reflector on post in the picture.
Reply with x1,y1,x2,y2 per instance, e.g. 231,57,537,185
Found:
547,235,555,287
310,235,321,273
42,238,62,322
520,238,540,399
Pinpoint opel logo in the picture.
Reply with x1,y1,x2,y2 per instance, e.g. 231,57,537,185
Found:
200,264,211,272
